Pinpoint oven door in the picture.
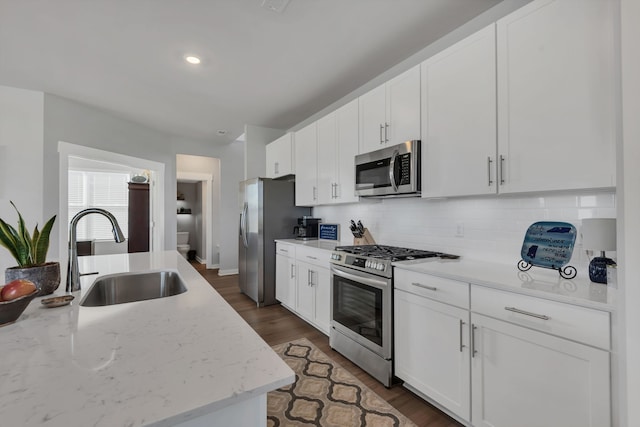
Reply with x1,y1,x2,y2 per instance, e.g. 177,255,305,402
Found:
330,264,392,359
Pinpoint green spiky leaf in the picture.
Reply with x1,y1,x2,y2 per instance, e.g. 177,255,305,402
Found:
0,202,56,267
33,215,56,265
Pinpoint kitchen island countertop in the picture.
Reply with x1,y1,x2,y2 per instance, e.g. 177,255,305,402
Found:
0,251,294,427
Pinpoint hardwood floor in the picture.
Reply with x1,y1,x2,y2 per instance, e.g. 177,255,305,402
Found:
194,262,463,427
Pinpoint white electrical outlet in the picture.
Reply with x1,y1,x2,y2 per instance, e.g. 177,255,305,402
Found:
456,222,464,237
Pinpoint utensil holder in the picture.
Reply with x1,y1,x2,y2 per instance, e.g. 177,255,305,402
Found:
354,228,376,245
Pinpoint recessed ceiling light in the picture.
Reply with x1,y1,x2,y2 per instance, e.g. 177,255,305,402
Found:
184,55,201,65
261,0,291,13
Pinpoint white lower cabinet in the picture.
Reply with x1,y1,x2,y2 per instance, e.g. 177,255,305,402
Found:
296,260,330,335
275,243,331,335
394,288,471,422
393,268,611,427
470,312,610,427
275,243,296,309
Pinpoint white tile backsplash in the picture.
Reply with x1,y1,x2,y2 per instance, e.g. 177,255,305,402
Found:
313,190,617,269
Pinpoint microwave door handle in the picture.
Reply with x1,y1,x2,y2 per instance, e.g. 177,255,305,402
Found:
388,149,399,193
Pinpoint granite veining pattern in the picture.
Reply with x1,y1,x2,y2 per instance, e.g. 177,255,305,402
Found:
393,257,615,311
0,251,294,427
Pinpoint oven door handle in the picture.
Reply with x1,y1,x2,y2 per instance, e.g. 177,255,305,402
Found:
388,149,399,193
331,264,389,289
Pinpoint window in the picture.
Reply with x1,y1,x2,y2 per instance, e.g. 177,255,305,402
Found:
68,170,130,240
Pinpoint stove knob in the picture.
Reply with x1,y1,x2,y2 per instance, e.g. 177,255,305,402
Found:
365,260,371,268
377,264,385,271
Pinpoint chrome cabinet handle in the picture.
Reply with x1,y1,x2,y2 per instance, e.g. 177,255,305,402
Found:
505,306,550,320
290,264,295,279
309,270,315,287
499,155,505,185
411,282,437,291
313,186,317,201
459,319,466,352
487,157,493,186
471,324,478,358
384,123,389,143
307,270,311,286
306,255,317,260
379,124,384,144
275,161,279,175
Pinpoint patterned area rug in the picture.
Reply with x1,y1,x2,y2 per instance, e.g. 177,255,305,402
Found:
268,338,416,427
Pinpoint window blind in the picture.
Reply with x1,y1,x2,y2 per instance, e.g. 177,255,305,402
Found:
68,170,130,240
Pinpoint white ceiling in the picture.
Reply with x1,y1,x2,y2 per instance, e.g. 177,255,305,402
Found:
0,0,501,144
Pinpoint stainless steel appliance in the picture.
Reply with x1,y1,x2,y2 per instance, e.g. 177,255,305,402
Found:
355,140,421,198
329,244,457,387
293,216,321,240
239,178,311,306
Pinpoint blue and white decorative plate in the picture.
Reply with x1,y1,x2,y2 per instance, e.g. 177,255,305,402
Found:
518,221,577,278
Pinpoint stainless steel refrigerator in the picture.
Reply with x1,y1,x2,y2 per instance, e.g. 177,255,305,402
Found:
238,178,311,306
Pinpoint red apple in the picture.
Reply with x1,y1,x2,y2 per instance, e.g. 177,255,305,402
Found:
1,279,37,301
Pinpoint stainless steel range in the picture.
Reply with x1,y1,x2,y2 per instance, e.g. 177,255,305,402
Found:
329,244,457,387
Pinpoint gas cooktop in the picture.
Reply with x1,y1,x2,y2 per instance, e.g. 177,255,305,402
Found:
330,244,459,278
334,244,454,262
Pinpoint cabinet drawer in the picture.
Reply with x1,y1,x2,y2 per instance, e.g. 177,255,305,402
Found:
471,286,610,350
394,269,470,309
276,242,295,258
296,246,331,269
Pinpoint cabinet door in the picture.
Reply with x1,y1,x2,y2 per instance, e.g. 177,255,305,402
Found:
296,261,315,322
395,289,471,422
422,25,497,198
471,313,610,427
275,254,296,309
312,266,331,335
316,112,337,205
496,0,616,193
334,99,359,204
266,133,293,179
359,84,387,154
386,64,421,146
294,123,318,206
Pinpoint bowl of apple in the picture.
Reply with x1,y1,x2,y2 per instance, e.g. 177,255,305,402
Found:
0,279,38,327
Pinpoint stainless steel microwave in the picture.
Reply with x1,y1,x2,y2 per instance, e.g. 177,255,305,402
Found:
355,140,421,198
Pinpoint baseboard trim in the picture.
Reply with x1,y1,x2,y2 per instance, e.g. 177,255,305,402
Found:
218,268,239,276
206,263,220,269
195,256,206,264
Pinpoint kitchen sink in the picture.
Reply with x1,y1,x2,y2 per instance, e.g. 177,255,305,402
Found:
80,270,187,307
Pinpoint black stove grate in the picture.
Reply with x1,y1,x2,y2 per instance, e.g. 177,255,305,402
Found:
334,244,442,261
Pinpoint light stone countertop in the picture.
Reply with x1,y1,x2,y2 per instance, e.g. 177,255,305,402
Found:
0,251,294,427
393,257,615,311
275,238,347,252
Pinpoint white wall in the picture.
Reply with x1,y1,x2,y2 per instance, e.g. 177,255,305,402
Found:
42,94,243,272
0,86,44,272
314,191,616,272
243,125,283,179
620,0,640,425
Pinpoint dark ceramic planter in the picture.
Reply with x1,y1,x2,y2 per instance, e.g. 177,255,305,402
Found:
5,262,61,296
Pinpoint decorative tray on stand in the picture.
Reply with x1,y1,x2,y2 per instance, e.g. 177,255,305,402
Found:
518,221,577,279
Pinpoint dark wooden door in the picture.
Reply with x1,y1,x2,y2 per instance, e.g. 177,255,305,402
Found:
128,182,150,252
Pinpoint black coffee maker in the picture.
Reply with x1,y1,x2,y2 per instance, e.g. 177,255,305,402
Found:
293,217,321,240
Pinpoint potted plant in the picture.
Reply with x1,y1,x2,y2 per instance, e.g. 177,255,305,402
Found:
0,201,59,296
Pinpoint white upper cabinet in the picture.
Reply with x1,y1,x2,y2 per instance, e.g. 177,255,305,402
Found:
317,99,359,205
294,122,318,206
421,24,497,198
265,132,294,179
359,65,421,154
496,0,616,193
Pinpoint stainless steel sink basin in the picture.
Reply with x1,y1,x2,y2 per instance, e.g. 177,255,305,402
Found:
80,270,187,307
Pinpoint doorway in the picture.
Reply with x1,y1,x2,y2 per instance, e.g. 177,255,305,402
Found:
58,142,165,267
176,154,220,269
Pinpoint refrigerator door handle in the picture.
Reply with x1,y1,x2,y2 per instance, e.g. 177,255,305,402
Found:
241,202,249,248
